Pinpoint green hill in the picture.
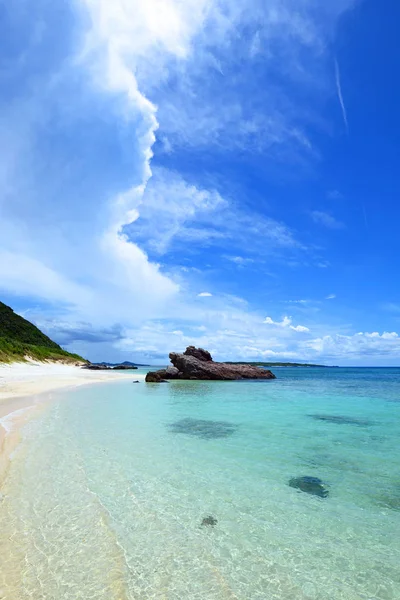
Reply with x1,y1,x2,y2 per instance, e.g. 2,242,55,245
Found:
0,302,86,364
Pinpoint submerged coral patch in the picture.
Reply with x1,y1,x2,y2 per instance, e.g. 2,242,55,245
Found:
289,476,329,498
374,484,400,512
309,414,373,426
168,418,237,439
201,515,218,527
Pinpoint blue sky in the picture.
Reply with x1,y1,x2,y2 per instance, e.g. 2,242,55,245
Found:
1,0,400,365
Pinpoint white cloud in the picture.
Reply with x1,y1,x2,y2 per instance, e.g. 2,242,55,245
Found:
305,331,400,359
142,0,357,156
111,313,400,364
159,136,173,154
74,0,211,319
364,331,398,340
290,325,310,333
0,0,198,328
381,332,399,339
325,294,336,300
224,256,255,266
0,251,92,308
264,315,292,327
33,292,400,365
127,167,304,261
264,315,309,332
311,211,345,229
127,167,226,254
198,292,213,297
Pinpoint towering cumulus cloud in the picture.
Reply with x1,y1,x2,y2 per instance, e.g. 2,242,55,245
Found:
75,0,212,312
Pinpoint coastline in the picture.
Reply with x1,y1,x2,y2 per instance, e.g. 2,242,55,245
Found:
0,361,145,486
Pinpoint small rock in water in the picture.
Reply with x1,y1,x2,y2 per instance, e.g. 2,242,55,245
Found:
201,515,218,527
289,476,329,498
132,380,140,383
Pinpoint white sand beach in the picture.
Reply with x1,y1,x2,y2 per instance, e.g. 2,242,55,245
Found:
0,360,144,405
0,361,145,484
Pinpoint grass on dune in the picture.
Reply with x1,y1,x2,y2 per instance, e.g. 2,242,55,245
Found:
0,337,85,364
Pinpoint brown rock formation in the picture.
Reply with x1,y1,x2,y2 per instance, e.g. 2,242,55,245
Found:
183,346,213,362
145,347,276,382
145,372,168,382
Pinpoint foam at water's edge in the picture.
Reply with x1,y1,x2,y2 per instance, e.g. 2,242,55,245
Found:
0,407,33,434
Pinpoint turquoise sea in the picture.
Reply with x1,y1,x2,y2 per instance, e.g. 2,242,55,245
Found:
1,367,400,599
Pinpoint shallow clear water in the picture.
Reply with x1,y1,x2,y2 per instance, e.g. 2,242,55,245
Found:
1,368,400,599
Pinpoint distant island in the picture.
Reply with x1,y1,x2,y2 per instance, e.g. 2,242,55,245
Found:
94,361,150,368
0,301,85,364
83,361,145,371
225,361,338,368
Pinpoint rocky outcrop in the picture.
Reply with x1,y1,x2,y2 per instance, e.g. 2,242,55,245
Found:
184,346,212,362
145,371,168,383
145,347,276,381
145,366,179,382
163,366,181,378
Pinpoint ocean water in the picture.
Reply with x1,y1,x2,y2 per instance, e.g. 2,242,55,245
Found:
1,367,400,600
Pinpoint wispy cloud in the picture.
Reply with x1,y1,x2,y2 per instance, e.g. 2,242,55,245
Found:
129,167,305,261
224,255,255,266
382,302,400,313
325,294,336,300
198,292,213,297
291,325,310,333
135,0,356,159
327,189,344,200
311,211,345,229
334,57,349,134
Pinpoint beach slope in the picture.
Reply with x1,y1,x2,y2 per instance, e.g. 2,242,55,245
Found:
0,361,144,483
